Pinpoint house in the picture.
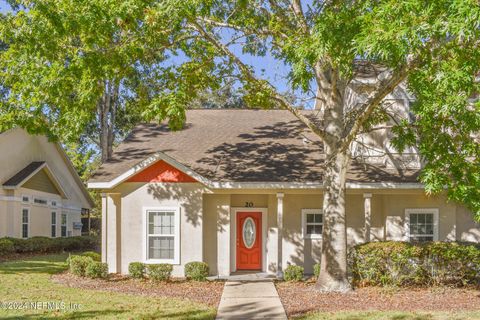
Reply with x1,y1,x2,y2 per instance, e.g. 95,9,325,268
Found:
0,128,94,239
88,109,480,276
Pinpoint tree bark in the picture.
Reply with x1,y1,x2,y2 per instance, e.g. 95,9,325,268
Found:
316,148,351,292
99,80,115,162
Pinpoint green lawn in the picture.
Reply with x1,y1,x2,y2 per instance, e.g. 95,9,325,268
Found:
0,254,216,319
297,311,480,320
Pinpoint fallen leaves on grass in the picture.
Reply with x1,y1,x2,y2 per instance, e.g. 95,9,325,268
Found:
52,272,224,307
275,281,480,317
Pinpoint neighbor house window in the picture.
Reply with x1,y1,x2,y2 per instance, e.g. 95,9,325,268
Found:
61,213,67,237
51,212,57,237
22,195,29,203
22,208,29,238
145,208,180,264
405,209,439,242
302,209,323,239
51,201,57,207
33,198,48,205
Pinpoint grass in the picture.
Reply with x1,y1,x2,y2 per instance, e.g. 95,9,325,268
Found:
0,253,216,319
296,311,480,320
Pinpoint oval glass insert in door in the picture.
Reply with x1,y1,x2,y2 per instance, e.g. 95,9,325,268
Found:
242,217,256,248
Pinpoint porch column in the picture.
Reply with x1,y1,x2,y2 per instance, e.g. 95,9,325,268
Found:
276,192,284,278
364,193,372,242
105,193,121,273
101,193,107,263
216,195,231,277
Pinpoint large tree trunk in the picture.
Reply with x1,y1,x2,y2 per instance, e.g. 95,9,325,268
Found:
98,81,116,162
315,74,352,291
316,148,351,292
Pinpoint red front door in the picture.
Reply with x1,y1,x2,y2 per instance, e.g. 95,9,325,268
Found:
236,212,262,270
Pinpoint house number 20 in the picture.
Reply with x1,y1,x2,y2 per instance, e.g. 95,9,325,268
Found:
245,202,253,207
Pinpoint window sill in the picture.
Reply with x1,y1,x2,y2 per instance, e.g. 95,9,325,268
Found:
144,259,180,265
304,235,322,240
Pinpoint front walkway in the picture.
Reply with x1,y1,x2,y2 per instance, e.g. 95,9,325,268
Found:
215,280,288,320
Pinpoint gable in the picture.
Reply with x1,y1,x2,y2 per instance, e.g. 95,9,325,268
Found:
126,160,197,183
22,168,63,196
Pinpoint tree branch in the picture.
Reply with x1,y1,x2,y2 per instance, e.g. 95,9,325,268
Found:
190,20,329,141
291,0,309,34
341,59,418,152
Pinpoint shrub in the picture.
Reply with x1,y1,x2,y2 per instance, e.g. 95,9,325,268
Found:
284,265,304,281
129,262,146,279
82,251,101,262
69,255,93,276
1,235,99,254
85,261,108,279
26,237,54,253
147,264,173,281
350,241,480,287
0,238,15,255
184,262,209,281
313,263,321,279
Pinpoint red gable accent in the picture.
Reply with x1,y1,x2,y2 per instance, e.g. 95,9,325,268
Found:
126,160,197,183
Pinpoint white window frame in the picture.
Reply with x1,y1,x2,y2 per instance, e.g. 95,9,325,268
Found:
405,208,439,242
51,212,57,238
143,207,180,265
60,213,67,237
21,195,30,203
302,209,323,239
21,208,30,239
51,200,57,208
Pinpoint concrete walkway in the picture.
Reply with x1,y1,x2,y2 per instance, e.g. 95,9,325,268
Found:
215,280,288,320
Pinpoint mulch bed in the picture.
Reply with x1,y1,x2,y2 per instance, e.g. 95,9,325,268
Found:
52,272,225,307
276,281,480,317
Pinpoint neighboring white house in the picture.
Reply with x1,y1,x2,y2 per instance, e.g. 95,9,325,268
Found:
88,109,480,277
0,128,94,239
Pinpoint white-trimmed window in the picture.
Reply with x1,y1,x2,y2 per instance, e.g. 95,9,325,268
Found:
405,208,439,242
34,198,48,205
51,200,57,207
22,208,29,238
51,212,57,237
61,213,67,237
22,195,30,203
302,209,323,239
145,208,180,264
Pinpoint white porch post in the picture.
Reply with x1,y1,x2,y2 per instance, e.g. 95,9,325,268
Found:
105,193,121,273
364,193,372,242
216,195,231,277
276,192,284,279
101,193,107,263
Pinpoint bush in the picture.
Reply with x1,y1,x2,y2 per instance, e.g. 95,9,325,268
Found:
85,261,108,279
0,238,15,255
147,264,173,281
129,262,146,279
313,263,321,278
284,265,304,281
1,236,99,254
349,241,480,287
82,251,101,262
184,262,209,281
69,255,93,276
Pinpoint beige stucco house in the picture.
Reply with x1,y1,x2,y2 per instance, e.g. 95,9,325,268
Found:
88,110,480,277
0,128,94,239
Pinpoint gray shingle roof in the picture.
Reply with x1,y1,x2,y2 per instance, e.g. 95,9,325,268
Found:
89,110,419,184
3,161,45,187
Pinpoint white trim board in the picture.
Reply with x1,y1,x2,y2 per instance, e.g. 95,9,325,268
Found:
230,207,268,273
87,151,425,190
